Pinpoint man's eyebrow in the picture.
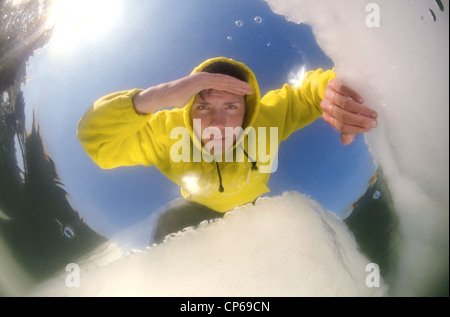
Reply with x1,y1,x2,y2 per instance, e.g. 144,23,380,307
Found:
224,100,243,104
198,89,213,101
193,100,210,105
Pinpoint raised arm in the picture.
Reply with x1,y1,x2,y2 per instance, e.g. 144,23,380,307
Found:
133,72,253,114
77,72,252,169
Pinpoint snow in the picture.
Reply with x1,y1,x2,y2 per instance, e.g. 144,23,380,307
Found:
263,0,448,295
31,192,387,296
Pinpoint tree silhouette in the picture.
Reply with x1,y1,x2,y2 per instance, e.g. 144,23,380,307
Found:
344,168,400,290
0,0,53,91
0,0,107,287
0,116,107,281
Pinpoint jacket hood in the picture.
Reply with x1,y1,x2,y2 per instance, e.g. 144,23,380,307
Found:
182,57,261,157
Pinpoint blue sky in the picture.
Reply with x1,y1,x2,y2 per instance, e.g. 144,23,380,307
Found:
22,0,375,244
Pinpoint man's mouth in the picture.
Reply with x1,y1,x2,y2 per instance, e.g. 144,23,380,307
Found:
210,136,225,141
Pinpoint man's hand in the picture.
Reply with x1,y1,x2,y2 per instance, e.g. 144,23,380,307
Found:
134,73,253,114
321,78,378,145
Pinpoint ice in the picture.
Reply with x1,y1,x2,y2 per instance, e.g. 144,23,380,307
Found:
263,0,448,295
31,192,387,296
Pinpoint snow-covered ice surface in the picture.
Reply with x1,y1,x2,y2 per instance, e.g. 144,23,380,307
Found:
32,192,387,296
263,0,448,296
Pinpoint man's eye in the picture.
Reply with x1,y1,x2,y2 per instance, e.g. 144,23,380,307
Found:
226,104,237,109
197,105,208,110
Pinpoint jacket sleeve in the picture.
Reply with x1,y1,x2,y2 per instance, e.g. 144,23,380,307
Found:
76,89,169,169
260,68,336,141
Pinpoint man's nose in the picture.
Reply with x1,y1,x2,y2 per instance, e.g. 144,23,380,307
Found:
210,109,226,126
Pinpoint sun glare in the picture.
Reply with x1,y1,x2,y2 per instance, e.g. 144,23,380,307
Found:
182,175,201,194
288,66,306,87
46,0,122,55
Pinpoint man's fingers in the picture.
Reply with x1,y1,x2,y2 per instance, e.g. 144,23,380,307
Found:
323,109,360,145
334,93,377,119
328,78,378,118
321,98,377,130
328,100,378,130
209,74,254,95
322,111,371,135
230,83,254,95
323,78,379,145
336,81,364,104
341,133,356,145
214,83,253,96
324,82,377,119
328,78,364,103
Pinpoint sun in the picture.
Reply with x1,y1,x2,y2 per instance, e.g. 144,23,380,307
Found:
288,66,306,87
46,0,123,55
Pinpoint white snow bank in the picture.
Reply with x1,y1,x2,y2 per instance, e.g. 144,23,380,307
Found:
263,0,448,295
31,192,386,296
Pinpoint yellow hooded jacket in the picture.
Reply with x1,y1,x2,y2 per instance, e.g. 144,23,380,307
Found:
77,57,336,212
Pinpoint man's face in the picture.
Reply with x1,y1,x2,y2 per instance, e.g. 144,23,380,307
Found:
191,89,246,155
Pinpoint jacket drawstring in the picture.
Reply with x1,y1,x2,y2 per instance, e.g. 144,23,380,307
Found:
215,149,258,193
215,161,224,193
244,149,258,171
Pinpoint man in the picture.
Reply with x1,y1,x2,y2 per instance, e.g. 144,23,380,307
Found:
77,57,377,244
